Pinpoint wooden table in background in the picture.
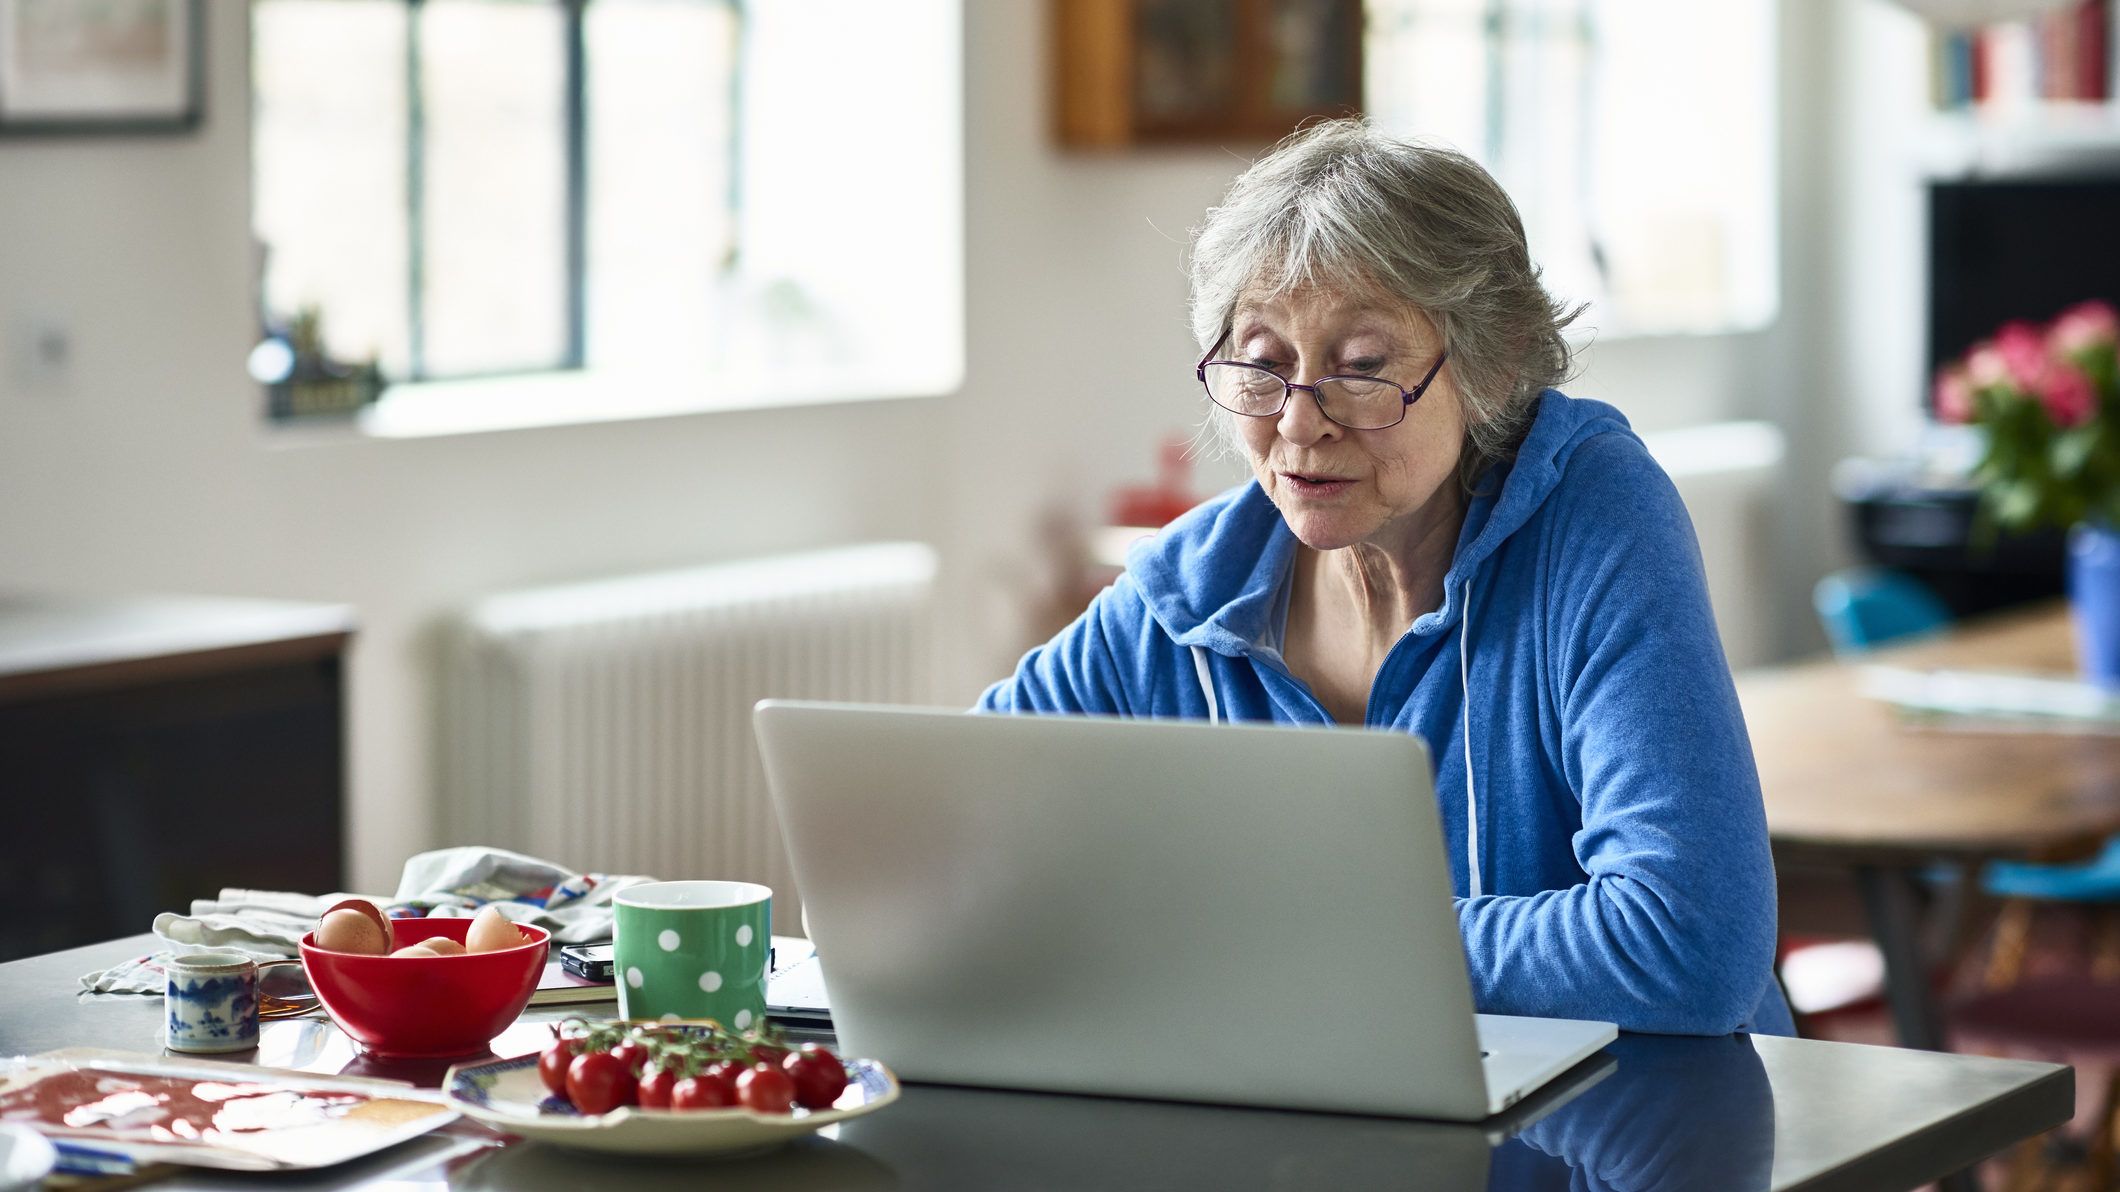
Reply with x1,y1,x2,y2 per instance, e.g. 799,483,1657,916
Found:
1739,603,2120,1052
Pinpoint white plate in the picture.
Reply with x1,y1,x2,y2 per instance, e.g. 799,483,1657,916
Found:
0,1124,56,1192
443,1051,898,1157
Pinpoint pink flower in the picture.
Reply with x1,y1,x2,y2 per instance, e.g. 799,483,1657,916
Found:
2049,300,2119,356
1966,341,2014,392
2037,361,2096,427
1995,320,2049,390
1932,367,1974,424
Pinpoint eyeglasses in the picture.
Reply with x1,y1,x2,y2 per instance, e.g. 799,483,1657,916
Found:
1195,341,1448,431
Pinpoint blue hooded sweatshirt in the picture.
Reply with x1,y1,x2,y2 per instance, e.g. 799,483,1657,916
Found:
980,390,1794,1037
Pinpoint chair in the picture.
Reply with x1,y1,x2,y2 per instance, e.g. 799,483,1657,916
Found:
1954,977,2120,1191
1811,571,2120,1187
1810,568,2120,931
1966,828,2120,1191
1980,837,2120,989
1812,567,1952,656
1780,570,1957,1033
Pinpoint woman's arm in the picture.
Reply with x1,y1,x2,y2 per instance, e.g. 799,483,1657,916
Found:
1456,437,1781,1035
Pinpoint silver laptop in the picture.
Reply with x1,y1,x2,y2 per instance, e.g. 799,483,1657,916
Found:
753,701,1615,1121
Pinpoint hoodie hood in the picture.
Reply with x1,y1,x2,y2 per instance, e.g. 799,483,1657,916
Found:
1128,390,1639,657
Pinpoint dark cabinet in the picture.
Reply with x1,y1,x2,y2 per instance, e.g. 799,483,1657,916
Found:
0,596,353,961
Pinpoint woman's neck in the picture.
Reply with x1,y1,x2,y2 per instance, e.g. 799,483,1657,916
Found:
1305,485,1468,647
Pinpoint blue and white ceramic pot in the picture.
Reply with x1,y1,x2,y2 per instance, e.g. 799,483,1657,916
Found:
165,951,260,1053
2069,522,2120,689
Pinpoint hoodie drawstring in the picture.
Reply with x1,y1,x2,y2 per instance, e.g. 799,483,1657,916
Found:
1190,646,1220,725
1459,577,1481,899
1192,579,1481,900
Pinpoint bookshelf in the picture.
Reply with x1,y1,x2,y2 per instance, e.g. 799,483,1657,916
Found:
1923,0,2120,172
1924,102,2120,174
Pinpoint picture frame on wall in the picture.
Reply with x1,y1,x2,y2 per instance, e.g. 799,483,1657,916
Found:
0,0,203,135
1055,0,1364,148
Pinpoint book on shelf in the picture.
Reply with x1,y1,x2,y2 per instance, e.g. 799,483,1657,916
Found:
1931,0,2113,110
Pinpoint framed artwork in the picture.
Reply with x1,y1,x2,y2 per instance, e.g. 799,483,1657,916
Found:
1055,0,1364,148
0,0,203,135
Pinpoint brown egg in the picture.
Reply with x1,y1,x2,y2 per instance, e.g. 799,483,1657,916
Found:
465,906,524,953
315,907,391,955
421,937,468,956
315,899,393,953
392,941,440,957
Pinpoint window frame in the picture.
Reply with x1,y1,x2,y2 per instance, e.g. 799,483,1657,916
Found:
257,0,747,387
248,0,969,439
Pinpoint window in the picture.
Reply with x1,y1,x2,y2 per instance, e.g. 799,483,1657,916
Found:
1365,0,1777,337
251,0,963,431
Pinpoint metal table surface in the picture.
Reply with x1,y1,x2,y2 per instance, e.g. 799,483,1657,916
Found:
1,936,2075,1192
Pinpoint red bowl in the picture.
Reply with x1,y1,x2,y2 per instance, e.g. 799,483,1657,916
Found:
300,916,549,1058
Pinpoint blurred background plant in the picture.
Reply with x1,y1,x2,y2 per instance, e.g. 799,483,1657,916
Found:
1936,300,2120,532
249,304,385,419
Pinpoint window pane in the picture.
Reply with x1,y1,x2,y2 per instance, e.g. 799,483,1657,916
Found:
583,0,738,371
1364,0,1776,336
418,0,569,377
1365,0,1490,157
1494,10,1598,315
252,0,410,374
1588,0,1777,331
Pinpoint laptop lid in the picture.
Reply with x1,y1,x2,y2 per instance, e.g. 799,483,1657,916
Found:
754,700,1498,1120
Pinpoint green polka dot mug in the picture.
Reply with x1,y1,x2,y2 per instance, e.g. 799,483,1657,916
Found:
613,881,772,1029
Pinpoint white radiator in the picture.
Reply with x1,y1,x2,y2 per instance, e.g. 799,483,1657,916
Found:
440,543,939,928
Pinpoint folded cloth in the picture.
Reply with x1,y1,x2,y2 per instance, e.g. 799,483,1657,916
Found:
80,846,656,995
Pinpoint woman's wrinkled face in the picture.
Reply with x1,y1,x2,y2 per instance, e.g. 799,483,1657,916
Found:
1224,285,1464,553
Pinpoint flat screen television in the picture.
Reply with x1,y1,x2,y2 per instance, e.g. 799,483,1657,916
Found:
1928,174,2120,412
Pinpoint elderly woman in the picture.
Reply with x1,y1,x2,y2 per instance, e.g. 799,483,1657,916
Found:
980,119,1791,1037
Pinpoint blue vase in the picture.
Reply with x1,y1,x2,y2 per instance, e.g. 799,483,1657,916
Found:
2070,522,2120,689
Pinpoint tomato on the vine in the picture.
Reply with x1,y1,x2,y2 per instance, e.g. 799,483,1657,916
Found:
567,1050,637,1115
538,1037,582,1096
783,1045,848,1110
736,1063,797,1114
636,1064,679,1110
670,1075,736,1111
609,1038,650,1076
746,1042,788,1066
699,1060,746,1096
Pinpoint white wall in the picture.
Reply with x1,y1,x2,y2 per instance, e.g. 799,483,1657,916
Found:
0,0,1909,891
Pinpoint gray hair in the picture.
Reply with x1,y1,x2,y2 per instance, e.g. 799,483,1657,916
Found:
1188,118,1580,480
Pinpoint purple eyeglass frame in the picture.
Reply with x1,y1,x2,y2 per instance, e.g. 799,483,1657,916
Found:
1194,339,1449,431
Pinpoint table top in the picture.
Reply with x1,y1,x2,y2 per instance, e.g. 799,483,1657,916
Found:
0,593,354,703
1740,603,2120,860
0,936,2073,1192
